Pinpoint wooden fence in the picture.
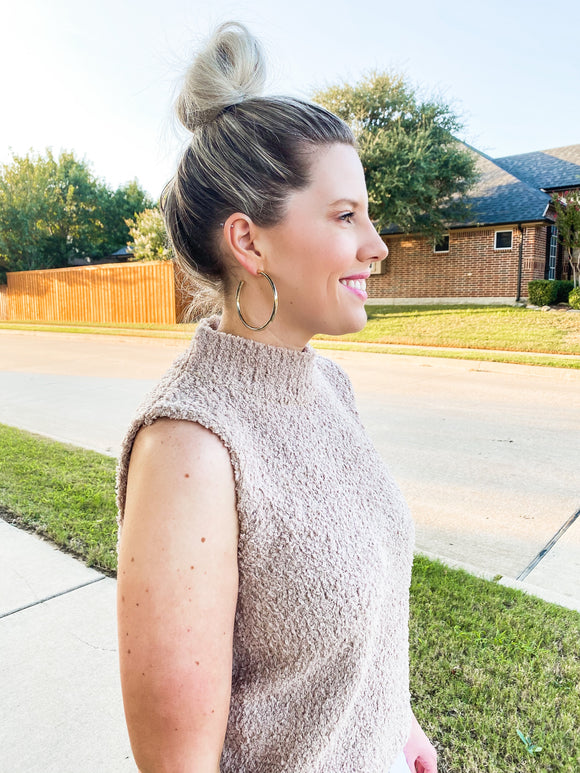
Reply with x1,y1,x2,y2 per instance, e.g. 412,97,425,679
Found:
0,284,7,321
1,261,180,324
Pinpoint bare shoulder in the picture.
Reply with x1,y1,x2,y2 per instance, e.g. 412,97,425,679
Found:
125,419,235,518
131,417,234,484
120,414,238,566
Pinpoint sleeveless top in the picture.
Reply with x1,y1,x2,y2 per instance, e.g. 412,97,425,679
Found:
117,316,415,772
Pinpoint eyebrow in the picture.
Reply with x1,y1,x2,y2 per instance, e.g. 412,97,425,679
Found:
328,199,362,209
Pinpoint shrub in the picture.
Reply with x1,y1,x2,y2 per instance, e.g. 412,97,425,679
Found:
554,280,575,303
569,287,580,310
527,280,557,306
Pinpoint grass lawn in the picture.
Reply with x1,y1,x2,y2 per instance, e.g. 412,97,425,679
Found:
316,304,580,355
0,423,118,573
0,319,197,340
1,423,579,772
2,305,580,369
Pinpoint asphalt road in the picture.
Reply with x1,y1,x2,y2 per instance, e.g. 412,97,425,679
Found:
1,329,579,607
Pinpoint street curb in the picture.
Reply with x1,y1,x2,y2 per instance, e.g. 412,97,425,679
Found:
415,550,580,614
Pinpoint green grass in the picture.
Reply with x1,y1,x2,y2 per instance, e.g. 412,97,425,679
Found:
1,423,579,771
2,305,580,369
0,319,197,339
316,304,580,355
0,423,118,573
410,556,579,772
312,340,580,369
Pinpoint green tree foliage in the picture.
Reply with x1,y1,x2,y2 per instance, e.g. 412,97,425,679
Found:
126,207,172,261
551,191,580,287
101,180,155,257
313,72,479,236
0,149,152,278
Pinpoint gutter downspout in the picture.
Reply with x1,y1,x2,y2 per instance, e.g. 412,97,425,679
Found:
516,224,524,302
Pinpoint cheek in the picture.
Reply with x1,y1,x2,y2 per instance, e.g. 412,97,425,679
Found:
275,230,348,294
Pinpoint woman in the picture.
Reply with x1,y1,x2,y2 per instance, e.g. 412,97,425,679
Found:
116,21,437,773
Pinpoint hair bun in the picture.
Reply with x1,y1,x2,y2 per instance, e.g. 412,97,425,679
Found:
176,21,266,130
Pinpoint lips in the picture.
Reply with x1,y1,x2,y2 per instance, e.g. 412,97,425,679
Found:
339,275,368,300
339,278,367,291
340,273,370,281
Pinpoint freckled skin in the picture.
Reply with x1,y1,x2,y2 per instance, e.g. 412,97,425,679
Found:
118,419,238,769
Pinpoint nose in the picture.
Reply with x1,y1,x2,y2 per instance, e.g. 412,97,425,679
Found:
357,217,389,263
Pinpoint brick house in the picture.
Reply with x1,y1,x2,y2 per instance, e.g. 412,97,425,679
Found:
368,144,580,303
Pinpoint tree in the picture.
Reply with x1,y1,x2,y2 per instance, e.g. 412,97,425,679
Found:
126,207,172,261
0,149,152,278
99,180,154,257
551,190,580,287
313,72,479,236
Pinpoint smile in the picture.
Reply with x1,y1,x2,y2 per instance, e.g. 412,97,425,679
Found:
339,278,367,300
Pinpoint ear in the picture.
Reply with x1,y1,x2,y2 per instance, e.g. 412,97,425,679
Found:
222,214,264,277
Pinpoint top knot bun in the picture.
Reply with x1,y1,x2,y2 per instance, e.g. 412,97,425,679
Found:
176,21,266,131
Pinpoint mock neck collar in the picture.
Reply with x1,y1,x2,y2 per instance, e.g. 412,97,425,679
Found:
190,316,317,403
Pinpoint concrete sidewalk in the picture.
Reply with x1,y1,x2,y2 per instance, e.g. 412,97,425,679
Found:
0,520,134,772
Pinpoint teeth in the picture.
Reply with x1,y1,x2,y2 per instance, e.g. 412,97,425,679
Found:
340,279,366,291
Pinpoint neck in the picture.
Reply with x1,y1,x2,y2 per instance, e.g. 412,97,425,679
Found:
218,305,311,352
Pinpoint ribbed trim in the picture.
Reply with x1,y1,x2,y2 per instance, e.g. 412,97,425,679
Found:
191,316,317,403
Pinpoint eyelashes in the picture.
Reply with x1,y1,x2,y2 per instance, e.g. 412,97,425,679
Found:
339,212,355,224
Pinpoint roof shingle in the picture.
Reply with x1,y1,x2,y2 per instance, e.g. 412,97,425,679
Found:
457,148,552,227
494,145,580,190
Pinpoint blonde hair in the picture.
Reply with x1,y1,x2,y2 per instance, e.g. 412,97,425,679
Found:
162,22,354,316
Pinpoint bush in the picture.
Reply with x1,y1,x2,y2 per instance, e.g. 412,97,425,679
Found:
569,287,580,310
554,280,575,303
527,280,557,306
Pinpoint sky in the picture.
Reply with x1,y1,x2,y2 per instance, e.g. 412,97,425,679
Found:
2,0,579,200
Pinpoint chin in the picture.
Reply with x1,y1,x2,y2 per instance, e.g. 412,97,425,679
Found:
322,312,368,337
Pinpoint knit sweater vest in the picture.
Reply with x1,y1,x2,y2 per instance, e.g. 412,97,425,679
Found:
116,316,415,772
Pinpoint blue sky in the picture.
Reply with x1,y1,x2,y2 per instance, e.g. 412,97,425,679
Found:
2,0,579,199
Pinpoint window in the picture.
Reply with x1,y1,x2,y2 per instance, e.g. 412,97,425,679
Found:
548,226,558,280
495,230,513,250
434,234,450,253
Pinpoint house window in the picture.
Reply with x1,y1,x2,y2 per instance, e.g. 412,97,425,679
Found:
495,230,513,250
548,226,558,280
434,234,450,253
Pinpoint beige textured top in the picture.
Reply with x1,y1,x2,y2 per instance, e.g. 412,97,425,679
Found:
117,316,415,772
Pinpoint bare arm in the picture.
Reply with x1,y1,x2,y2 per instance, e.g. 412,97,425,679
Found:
117,419,239,773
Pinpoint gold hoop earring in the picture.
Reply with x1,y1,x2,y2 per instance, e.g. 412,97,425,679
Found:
235,271,278,331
